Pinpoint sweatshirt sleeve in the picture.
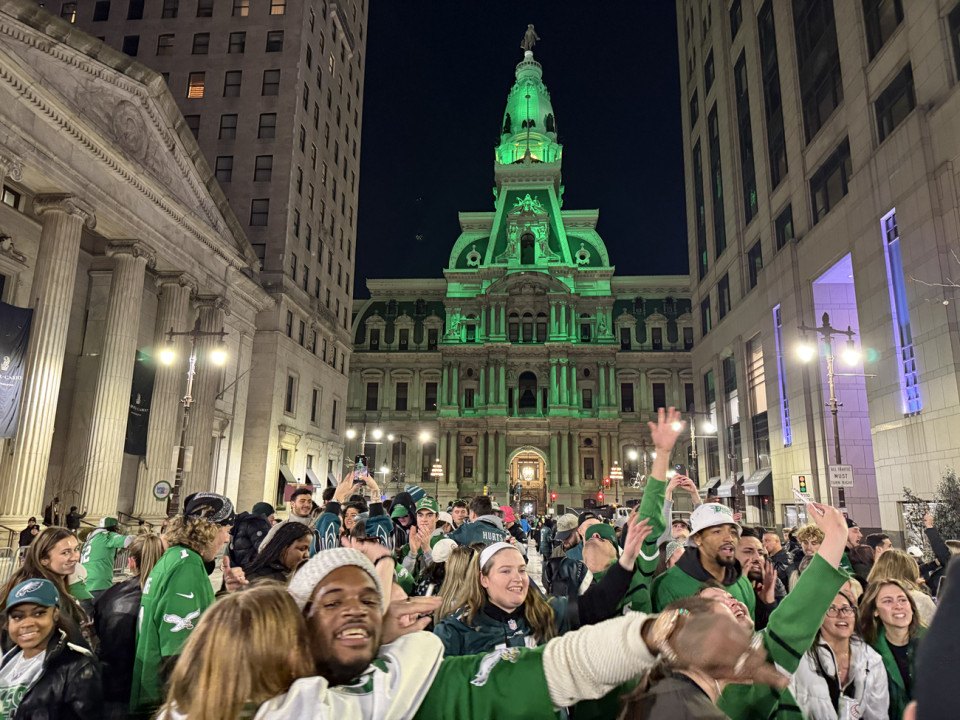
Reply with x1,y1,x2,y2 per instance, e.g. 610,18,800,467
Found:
656,496,674,546
541,613,657,708
924,527,952,570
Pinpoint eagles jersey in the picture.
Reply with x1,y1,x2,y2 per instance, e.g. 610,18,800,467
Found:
130,545,214,714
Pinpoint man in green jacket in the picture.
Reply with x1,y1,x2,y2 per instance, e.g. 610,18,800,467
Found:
447,495,509,547
79,516,133,601
652,501,756,618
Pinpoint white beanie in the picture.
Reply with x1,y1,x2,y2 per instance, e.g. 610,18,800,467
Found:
287,547,383,611
431,538,457,564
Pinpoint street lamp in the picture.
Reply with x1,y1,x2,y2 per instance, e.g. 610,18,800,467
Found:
797,311,857,505
610,461,623,503
430,460,444,497
159,317,228,517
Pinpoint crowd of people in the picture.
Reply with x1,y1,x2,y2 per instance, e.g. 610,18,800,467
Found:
1,407,957,719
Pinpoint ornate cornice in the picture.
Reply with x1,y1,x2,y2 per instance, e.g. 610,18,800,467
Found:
0,151,22,182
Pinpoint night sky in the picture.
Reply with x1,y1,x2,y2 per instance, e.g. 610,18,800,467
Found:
355,3,687,293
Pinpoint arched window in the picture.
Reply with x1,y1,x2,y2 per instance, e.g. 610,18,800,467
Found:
518,371,537,411
508,312,520,342
520,233,535,265
536,312,548,342
522,312,534,343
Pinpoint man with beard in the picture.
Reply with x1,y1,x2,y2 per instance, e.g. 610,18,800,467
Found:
651,502,756,618
246,547,785,719
735,530,783,630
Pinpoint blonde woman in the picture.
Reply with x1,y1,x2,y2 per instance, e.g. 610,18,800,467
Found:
131,493,237,717
94,532,165,719
434,545,478,623
788,524,825,591
867,549,937,626
160,584,314,720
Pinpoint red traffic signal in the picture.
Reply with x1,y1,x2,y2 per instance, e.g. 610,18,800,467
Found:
597,491,604,503
603,476,610,486
549,491,558,502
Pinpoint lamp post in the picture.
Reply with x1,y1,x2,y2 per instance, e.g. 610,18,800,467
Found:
797,312,859,505
430,460,444,498
159,317,228,517
610,461,623,504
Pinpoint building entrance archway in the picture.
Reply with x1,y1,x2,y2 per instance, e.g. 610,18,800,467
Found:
509,446,547,516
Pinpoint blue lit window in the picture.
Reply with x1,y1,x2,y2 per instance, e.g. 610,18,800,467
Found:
881,209,921,414
772,304,792,446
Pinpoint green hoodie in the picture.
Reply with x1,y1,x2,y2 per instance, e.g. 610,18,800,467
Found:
617,475,668,613
870,626,920,720
651,547,757,619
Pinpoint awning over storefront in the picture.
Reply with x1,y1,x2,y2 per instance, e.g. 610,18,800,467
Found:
699,476,722,498
305,468,322,487
716,473,744,498
743,469,773,496
279,465,303,501
328,472,339,487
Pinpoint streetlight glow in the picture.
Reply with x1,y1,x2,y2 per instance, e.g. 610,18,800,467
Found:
158,346,176,366
627,449,639,461
209,346,228,366
387,434,395,442
650,451,657,460
797,342,817,363
418,430,432,443
345,428,357,440
701,420,717,434
841,341,861,367
371,428,384,440
670,420,683,432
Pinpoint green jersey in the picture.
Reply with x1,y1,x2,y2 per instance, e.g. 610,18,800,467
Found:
130,545,214,714
80,529,131,592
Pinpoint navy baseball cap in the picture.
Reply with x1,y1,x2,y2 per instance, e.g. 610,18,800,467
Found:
5,579,59,611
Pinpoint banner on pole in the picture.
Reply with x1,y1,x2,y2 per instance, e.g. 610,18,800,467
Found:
0,301,33,438
124,349,156,455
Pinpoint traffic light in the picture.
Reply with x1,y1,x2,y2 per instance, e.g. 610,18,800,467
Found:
597,491,604,503
603,476,610,487
549,491,558,502
798,475,808,494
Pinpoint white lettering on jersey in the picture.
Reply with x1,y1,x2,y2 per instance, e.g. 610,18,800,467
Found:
143,577,152,595
180,549,189,560
163,610,200,632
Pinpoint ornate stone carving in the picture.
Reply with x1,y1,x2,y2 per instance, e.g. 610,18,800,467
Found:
107,240,156,269
33,193,96,229
155,270,199,297
194,293,231,317
0,153,22,183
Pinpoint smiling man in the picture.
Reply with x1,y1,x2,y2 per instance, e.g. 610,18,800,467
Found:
651,503,756,619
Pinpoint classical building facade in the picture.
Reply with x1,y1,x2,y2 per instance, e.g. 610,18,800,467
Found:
346,47,692,511
678,0,960,536
0,1,275,525
46,0,369,509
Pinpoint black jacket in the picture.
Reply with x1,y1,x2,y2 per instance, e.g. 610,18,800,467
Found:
65,511,86,531
92,576,140,704
246,563,290,585
768,548,795,589
1,628,102,719
228,512,272,569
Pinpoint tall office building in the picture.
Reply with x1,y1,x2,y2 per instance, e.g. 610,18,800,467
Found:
52,0,368,508
677,0,960,538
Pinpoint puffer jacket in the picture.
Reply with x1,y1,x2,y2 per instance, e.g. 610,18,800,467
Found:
790,635,889,719
0,628,102,719
92,576,140,705
228,512,272,569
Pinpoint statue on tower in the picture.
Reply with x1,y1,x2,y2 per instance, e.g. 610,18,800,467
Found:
521,24,540,52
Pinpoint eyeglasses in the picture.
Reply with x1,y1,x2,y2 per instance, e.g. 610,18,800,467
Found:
825,605,857,618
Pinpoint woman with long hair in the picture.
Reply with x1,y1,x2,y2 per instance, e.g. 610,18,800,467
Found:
433,543,564,655
789,589,888,719
94,532,165,719
2,527,90,644
867,549,937,626
860,578,923,719
131,493,236,717
245,521,313,584
159,584,313,720
434,545,477,623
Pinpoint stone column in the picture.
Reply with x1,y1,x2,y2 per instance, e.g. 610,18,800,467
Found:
0,195,94,522
478,368,486,408
80,242,155,516
570,362,579,410
550,360,559,406
549,433,559,488
498,305,505,337
609,365,617,407
447,432,457,485
486,431,496,486
559,361,569,406
451,363,459,408
598,362,607,407
440,363,449,405
437,431,447,480
498,362,506,406
181,295,228,499
497,430,506,486
558,431,569,487
569,433,581,487
477,432,486,486
599,433,610,479
549,303,557,337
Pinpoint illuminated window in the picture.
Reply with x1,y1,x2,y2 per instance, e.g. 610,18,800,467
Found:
232,0,248,16
270,0,286,15
881,209,921,414
186,72,205,99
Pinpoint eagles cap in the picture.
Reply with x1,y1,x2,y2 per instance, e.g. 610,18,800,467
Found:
5,578,59,611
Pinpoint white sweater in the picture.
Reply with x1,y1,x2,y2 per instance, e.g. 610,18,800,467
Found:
789,636,889,720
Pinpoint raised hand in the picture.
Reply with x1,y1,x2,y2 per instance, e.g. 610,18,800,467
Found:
758,558,776,604
222,555,248,592
647,407,686,453
923,512,935,529
619,510,653,571
810,502,848,569
334,474,356,503
381,596,443,644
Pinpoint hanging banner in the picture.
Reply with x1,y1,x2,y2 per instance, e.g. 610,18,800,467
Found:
124,349,156,456
0,301,32,438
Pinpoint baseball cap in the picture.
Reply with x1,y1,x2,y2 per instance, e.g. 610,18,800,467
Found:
99,516,119,529
906,546,923,559
584,523,619,554
845,518,859,529
671,517,692,530
5,579,59,611
390,505,409,519
689,503,742,537
415,497,440,514
431,538,457,563
499,506,517,524
577,511,599,526
438,511,453,526
184,492,236,526
554,513,579,541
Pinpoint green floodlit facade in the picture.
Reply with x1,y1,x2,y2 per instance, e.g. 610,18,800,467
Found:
346,48,693,511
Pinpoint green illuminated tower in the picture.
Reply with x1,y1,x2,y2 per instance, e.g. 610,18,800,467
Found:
348,39,692,511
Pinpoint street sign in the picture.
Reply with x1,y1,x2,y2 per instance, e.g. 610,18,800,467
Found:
153,481,172,501
828,465,854,488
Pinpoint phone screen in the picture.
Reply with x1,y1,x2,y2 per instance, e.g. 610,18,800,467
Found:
792,488,824,516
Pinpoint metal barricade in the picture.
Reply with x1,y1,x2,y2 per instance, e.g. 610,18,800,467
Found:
0,547,18,589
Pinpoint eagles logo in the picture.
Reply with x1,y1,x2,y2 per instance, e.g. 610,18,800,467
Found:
470,647,521,687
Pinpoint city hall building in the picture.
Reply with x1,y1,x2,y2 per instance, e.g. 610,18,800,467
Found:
346,46,692,511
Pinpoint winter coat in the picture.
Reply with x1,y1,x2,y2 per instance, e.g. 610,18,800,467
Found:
0,628,102,719
65,511,86,531
651,546,757,619
447,516,509,547
93,576,141,706
246,563,290,585
790,636,889,719
229,512,272,569
870,626,921,720
434,599,573,656
769,548,795,589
